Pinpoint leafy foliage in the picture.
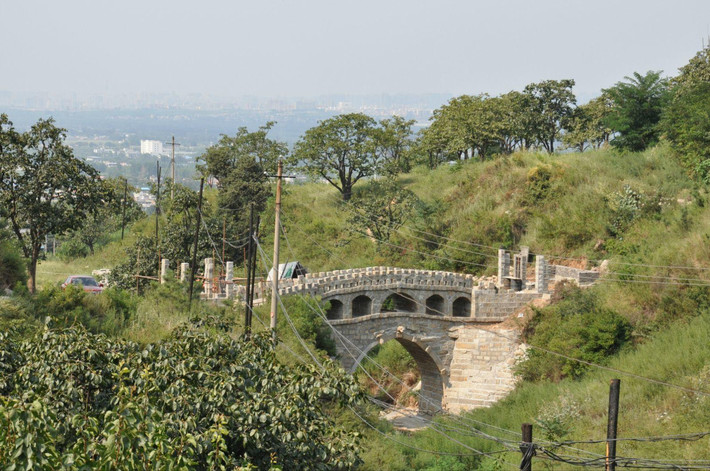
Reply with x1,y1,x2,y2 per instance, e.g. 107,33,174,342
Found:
518,284,631,382
0,319,363,470
0,115,105,292
347,178,418,246
603,71,670,151
523,79,577,153
293,113,380,201
662,82,710,182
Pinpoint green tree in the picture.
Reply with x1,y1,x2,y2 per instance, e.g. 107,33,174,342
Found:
347,178,417,246
603,71,670,152
523,79,577,153
373,115,416,174
198,122,287,184
0,116,104,293
662,81,710,182
672,43,710,91
425,94,503,161
73,177,142,255
216,155,271,262
562,94,613,152
293,113,378,201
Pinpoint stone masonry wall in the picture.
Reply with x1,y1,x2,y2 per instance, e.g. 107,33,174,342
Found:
446,326,523,413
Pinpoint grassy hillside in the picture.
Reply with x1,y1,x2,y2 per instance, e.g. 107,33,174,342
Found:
20,145,710,469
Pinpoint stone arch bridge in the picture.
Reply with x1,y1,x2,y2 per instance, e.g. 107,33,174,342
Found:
275,266,541,414
185,253,599,414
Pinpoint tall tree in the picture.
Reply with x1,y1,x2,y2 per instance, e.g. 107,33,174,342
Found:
373,115,415,174
0,116,104,292
562,94,613,152
523,79,577,153
198,122,287,184
603,71,669,152
293,113,378,201
672,43,710,91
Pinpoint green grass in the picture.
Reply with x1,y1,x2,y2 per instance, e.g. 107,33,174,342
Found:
386,311,710,468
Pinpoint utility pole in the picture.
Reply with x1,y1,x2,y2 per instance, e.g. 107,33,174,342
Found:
244,204,255,338
520,423,534,471
606,379,621,471
267,159,294,342
188,178,205,309
165,136,181,199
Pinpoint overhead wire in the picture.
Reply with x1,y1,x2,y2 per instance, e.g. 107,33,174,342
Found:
281,218,710,399
252,237,521,467
276,221,617,466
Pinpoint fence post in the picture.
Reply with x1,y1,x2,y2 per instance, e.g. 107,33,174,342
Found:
520,423,534,471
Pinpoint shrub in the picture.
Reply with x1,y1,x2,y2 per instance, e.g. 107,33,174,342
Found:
518,285,631,381
0,321,363,469
0,240,26,291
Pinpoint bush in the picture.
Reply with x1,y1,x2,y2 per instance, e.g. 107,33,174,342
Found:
56,236,89,261
518,284,631,381
30,285,137,336
0,240,26,291
0,321,363,469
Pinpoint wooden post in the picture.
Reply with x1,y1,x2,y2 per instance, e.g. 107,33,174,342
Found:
244,204,254,337
606,379,621,471
520,423,533,471
270,160,283,342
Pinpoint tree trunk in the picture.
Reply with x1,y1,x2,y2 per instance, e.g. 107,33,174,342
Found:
29,245,39,294
342,185,352,201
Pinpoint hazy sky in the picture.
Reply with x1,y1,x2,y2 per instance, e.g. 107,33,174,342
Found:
1,0,710,101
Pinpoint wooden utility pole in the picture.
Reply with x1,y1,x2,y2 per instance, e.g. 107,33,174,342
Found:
244,204,255,338
606,379,621,471
165,136,181,199
269,160,284,342
520,423,534,471
188,178,205,309
121,177,128,241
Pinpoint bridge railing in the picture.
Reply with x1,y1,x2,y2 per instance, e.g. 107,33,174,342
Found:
275,266,478,297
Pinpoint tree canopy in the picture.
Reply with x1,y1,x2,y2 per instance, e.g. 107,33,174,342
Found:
603,71,669,152
293,113,379,201
0,116,105,292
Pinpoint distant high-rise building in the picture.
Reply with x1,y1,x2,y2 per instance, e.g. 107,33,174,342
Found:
140,140,163,155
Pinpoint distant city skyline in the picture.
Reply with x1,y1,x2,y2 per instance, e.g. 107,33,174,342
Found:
2,0,710,106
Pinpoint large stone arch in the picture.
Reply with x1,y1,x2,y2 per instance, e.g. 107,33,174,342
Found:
350,331,446,415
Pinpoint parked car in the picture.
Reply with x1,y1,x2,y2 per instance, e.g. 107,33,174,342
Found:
61,275,104,294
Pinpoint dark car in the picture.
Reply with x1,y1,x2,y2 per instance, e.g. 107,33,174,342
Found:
61,275,104,294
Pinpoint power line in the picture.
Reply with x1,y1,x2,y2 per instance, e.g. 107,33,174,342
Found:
281,218,710,398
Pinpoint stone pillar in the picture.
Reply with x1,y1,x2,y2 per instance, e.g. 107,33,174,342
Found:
204,258,214,298
160,259,170,284
497,249,509,287
180,263,190,282
536,255,548,294
519,246,529,285
225,261,234,298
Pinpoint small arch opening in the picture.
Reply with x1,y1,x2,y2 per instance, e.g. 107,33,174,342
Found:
452,297,471,317
352,295,372,317
381,292,417,313
326,299,343,320
425,295,445,316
